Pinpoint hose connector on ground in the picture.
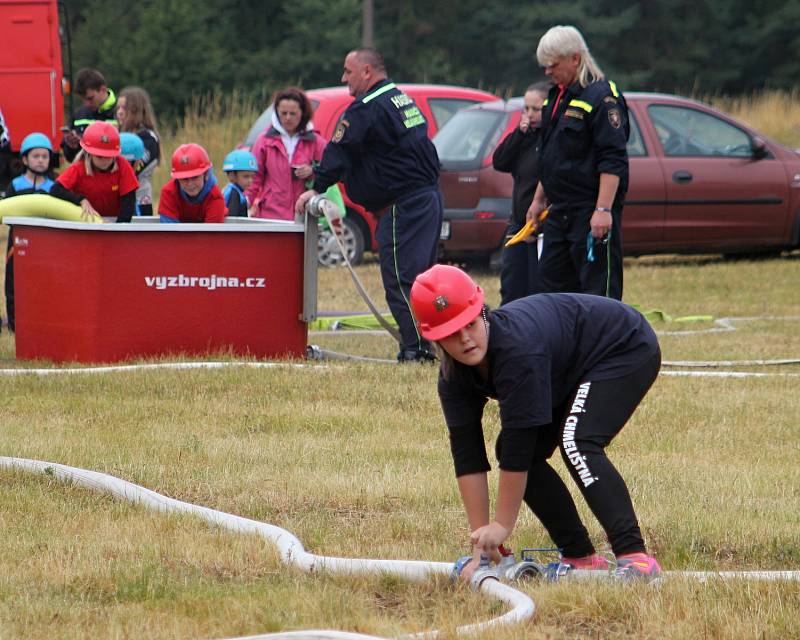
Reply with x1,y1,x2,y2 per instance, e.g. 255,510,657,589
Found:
500,559,547,582
306,344,324,360
451,553,502,589
495,548,575,583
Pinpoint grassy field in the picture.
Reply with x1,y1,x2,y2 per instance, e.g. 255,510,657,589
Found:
0,246,799,639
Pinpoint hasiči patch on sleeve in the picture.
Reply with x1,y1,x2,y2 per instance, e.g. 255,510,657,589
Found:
608,108,621,129
332,119,349,143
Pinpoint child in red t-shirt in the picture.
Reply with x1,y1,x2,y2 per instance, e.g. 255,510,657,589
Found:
158,144,226,223
56,122,139,222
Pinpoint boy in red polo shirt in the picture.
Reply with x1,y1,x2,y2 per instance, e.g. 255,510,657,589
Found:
159,144,226,223
56,122,138,222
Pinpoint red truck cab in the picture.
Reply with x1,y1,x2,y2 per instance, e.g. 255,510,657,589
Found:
0,0,69,190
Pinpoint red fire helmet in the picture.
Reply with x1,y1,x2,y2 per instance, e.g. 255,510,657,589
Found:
410,264,484,341
171,143,212,179
79,121,120,157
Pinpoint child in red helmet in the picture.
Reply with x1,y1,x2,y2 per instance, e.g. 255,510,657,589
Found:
410,264,663,582
158,144,226,223
56,121,139,222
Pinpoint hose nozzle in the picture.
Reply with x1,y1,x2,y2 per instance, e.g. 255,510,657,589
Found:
306,194,330,218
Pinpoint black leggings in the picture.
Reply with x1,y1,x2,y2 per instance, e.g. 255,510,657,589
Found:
517,350,661,557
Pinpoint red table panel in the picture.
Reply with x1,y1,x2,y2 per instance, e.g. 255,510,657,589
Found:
9,219,314,363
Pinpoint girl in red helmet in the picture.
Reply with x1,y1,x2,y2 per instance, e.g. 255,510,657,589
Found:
410,264,662,581
56,121,139,222
158,143,226,223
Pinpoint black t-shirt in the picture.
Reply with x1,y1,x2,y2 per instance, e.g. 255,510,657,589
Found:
438,293,659,476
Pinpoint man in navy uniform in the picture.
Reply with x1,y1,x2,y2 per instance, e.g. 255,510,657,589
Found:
296,48,443,363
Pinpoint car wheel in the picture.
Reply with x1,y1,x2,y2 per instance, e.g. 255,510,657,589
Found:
317,216,365,267
488,247,504,271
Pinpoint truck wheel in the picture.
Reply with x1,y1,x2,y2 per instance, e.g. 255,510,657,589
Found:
317,216,365,267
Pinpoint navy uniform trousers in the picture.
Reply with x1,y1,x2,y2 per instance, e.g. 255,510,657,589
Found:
376,186,443,357
539,205,624,300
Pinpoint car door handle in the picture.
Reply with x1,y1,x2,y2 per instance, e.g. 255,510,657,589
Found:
672,170,693,184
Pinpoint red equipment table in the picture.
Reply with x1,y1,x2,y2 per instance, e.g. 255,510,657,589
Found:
7,217,319,363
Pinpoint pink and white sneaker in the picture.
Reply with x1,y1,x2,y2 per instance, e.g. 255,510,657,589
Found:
614,552,662,581
560,553,612,570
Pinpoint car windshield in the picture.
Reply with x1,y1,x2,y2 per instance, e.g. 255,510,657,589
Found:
434,108,507,170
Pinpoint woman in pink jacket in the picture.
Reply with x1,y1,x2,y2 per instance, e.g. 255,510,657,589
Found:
247,87,327,220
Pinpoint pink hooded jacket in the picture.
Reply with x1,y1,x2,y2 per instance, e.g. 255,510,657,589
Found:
246,118,327,220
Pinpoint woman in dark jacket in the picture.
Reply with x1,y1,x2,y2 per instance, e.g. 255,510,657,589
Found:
492,82,549,305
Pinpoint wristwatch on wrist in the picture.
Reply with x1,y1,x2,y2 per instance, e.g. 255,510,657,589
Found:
594,207,611,213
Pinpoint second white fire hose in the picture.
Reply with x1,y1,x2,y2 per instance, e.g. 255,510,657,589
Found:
307,195,402,343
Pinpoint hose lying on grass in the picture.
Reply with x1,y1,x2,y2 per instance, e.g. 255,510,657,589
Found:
3,454,800,638
0,457,535,640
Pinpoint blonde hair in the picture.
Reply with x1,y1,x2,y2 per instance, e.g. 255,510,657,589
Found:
77,150,117,176
536,25,604,87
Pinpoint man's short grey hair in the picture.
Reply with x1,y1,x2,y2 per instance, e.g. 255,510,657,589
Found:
352,47,386,74
536,25,604,88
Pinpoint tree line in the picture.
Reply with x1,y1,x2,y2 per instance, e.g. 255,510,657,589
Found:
66,0,800,122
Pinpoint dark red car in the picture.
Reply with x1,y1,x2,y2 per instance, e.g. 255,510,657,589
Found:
434,93,800,262
242,85,497,265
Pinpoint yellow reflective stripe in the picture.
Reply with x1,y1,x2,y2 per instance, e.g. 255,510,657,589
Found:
362,82,397,103
99,88,116,112
609,81,619,98
542,98,549,106
568,99,593,113
74,118,118,127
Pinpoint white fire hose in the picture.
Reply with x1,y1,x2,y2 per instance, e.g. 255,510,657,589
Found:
0,457,534,640
4,455,798,640
306,195,401,343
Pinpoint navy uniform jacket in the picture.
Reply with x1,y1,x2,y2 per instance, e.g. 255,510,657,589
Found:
313,79,440,212
437,294,658,476
538,80,629,210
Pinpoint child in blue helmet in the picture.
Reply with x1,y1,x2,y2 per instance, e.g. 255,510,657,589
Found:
120,132,146,216
3,133,84,332
222,149,257,217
